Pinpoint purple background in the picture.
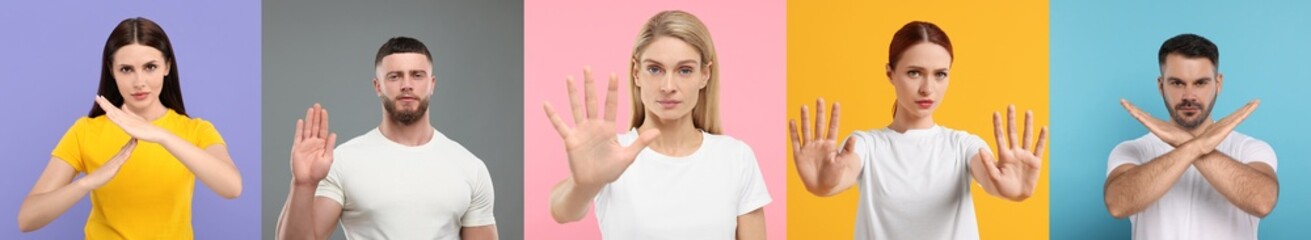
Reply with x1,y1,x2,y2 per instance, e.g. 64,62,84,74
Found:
0,1,261,239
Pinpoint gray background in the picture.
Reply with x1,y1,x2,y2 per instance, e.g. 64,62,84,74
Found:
261,0,523,239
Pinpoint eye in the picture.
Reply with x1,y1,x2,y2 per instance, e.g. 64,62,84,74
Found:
387,74,401,81
412,72,424,79
118,66,133,73
678,67,694,76
935,71,948,79
144,64,157,71
646,66,663,75
907,70,921,78
1170,81,1184,86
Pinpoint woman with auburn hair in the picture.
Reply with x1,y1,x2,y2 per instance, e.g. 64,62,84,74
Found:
543,10,770,239
790,21,1048,239
16,17,242,238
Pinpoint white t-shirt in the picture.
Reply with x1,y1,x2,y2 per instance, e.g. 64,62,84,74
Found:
847,125,987,240
1107,132,1277,240
594,129,772,239
316,128,496,239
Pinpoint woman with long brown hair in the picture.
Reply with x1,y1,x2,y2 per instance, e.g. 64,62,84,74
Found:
790,21,1048,239
16,17,242,239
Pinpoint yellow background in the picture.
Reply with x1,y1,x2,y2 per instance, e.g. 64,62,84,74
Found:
786,0,1050,239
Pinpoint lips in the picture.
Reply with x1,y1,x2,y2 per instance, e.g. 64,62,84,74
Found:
915,99,934,109
130,92,150,101
656,99,681,109
395,96,419,102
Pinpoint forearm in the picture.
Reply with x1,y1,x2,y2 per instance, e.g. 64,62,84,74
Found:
277,183,322,240
549,178,602,223
735,208,766,240
1193,152,1278,217
159,135,242,198
1105,141,1208,218
17,180,93,232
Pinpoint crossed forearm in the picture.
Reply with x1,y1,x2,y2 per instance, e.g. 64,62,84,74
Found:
1105,140,1210,218
1193,152,1278,217
159,135,243,199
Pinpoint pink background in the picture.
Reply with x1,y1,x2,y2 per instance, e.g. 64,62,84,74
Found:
523,0,787,239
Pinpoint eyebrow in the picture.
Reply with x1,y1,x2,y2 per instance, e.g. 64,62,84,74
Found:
904,65,949,72
642,59,700,66
1166,77,1212,83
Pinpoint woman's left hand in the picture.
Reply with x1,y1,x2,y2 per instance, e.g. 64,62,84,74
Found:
978,105,1047,200
94,95,171,143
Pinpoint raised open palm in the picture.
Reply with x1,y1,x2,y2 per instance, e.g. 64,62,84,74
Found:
290,104,337,186
543,67,660,188
1120,98,1259,149
978,105,1047,199
789,98,860,195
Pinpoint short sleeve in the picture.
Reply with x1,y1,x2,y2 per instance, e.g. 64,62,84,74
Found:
315,159,346,205
462,161,497,227
51,118,88,173
846,131,871,178
960,133,988,169
736,142,771,216
1238,138,1277,171
191,119,226,149
1107,140,1143,176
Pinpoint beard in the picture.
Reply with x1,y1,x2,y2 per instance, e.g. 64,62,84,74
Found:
1165,96,1216,130
382,95,429,126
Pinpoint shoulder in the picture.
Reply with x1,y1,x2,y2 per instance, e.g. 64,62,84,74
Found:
939,126,986,145
1113,133,1157,151
433,129,484,163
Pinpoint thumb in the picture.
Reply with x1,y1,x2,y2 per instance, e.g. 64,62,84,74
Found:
978,148,1002,178
625,129,661,157
841,137,859,153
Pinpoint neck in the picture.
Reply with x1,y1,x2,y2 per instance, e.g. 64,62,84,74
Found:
379,114,434,147
638,112,703,157
125,103,168,122
888,106,935,133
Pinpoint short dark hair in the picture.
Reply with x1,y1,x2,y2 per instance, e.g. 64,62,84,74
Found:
1158,33,1219,70
91,17,186,117
374,36,432,66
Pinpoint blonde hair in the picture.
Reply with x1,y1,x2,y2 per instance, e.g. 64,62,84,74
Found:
629,10,722,134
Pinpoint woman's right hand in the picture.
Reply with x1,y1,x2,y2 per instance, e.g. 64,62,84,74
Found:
543,67,660,189
76,138,137,190
790,98,861,197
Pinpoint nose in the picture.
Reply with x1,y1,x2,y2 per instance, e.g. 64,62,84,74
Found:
132,71,147,90
917,77,933,97
660,74,676,93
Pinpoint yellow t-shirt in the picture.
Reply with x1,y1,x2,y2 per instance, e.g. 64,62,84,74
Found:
51,109,225,240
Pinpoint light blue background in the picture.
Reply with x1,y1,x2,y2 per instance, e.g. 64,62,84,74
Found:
1051,0,1311,239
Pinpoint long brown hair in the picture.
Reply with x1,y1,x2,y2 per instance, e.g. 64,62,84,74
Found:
90,17,186,117
628,10,721,134
886,21,952,117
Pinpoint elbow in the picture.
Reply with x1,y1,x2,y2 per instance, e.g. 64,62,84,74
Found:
1251,198,1276,218
18,221,35,233
550,209,580,224
17,210,39,233
1107,207,1132,219
220,185,243,200
1104,195,1130,219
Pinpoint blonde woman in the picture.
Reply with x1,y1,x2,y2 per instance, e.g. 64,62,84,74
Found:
543,10,769,239
790,21,1047,239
